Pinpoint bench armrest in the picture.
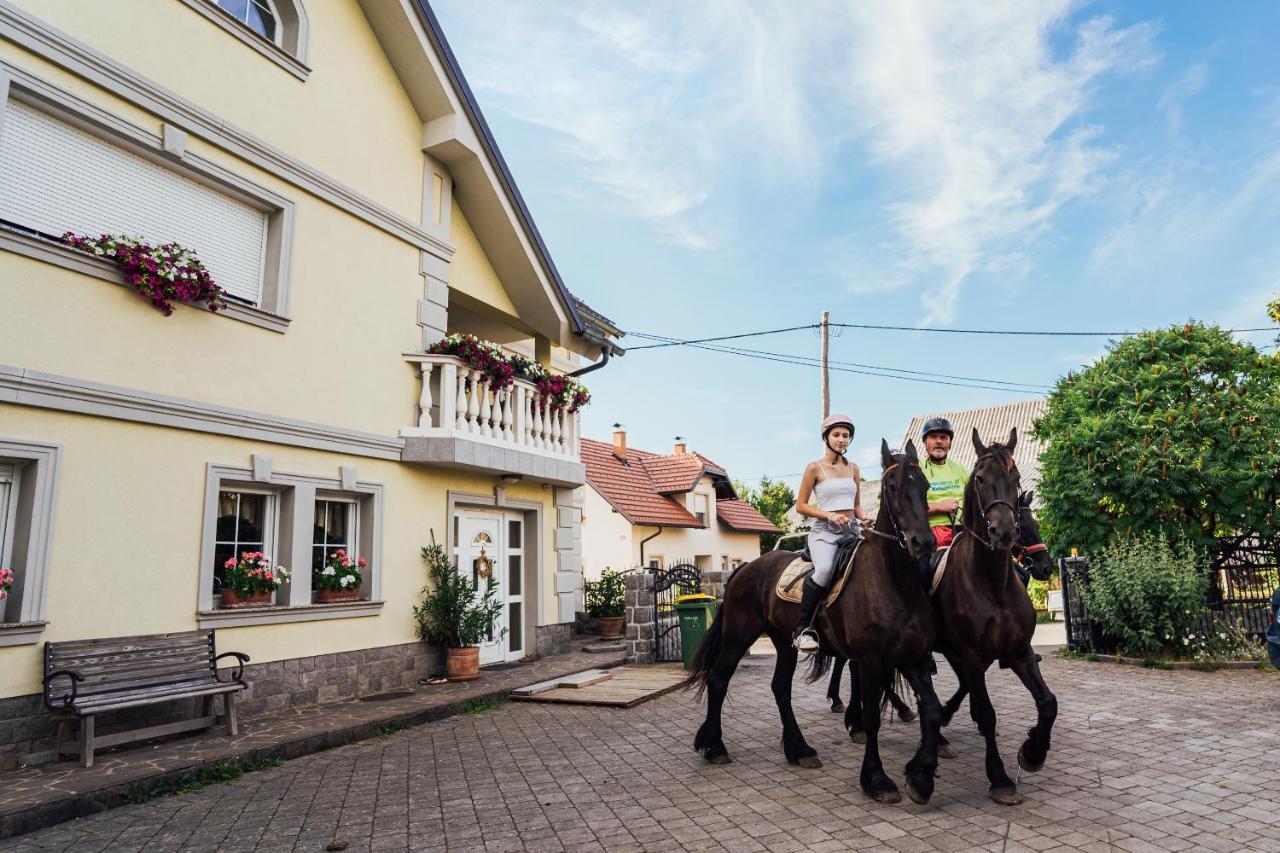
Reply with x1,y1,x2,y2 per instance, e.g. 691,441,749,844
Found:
44,669,85,711
214,651,251,684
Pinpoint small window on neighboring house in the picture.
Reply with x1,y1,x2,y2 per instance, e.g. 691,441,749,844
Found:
649,555,664,570
213,0,281,45
693,494,709,526
213,489,276,598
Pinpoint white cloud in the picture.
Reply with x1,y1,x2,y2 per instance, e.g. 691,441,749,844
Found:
1158,63,1208,134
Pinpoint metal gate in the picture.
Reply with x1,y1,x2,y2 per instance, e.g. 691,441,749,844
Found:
653,562,701,662
1208,536,1279,636
1058,556,1094,651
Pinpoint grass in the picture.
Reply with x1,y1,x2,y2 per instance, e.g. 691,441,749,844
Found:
121,754,284,804
1054,648,1099,662
458,696,508,716
1140,658,1174,670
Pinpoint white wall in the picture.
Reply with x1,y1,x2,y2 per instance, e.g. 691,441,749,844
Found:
581,485,633,581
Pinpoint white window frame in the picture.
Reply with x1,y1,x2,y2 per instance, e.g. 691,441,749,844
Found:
180,0,312,80
213,0,285,47
212,485,280,604
198,462,383,627
506,512,524,659
312,493,361,598
0,440,62,646
693,493,709,526
0,68,296,332
0,462,17,623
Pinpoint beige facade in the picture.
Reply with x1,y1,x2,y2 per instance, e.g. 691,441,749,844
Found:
0,0,616,761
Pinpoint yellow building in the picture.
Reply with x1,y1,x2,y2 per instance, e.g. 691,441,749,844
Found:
0,0,620,767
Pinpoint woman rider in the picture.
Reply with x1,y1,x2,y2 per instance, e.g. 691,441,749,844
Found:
791,413,866,653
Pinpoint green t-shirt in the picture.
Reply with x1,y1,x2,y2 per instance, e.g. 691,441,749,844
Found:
922,458,969,527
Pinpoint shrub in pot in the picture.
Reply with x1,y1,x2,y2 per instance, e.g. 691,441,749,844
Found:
414,542,505,682
585,568,627,639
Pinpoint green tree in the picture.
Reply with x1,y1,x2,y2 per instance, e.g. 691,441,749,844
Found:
733,476,796,553
1033,323,1280,555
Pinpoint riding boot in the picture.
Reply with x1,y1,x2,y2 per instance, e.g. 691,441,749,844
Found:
792,578,827,654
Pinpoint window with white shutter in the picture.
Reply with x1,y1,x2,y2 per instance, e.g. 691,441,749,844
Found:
0,101,269,305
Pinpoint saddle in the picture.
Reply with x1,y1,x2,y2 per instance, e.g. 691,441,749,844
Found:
775,534,862,605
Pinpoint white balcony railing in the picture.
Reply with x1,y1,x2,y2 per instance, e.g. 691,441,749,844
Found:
402,354,580,460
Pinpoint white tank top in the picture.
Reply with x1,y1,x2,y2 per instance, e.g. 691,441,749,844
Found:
812,464,857,512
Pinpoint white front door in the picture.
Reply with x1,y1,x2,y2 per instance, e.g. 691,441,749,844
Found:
455,511,525,665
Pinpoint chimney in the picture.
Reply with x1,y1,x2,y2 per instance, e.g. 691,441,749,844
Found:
674,435,687,455
612,429,627,459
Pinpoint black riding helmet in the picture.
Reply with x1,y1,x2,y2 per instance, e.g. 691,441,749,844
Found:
921,416,954,441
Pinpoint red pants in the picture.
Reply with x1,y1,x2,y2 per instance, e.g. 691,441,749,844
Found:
932,526,955,547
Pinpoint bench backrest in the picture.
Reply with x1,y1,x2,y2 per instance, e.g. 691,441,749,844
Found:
45,630,219,708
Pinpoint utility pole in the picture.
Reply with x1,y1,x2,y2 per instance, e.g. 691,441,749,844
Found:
820,310,830,417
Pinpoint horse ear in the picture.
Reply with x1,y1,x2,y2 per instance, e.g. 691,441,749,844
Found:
1007,426,1018,452
1020,490,1033,508
881,438,894,468
904,439,919,460
971,427,985,456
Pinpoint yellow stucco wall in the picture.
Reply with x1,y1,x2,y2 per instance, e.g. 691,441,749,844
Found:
449,200,518,319
6,0,426,221
0,406,560,699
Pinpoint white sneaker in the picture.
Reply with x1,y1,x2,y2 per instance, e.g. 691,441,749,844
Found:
794,629,819,654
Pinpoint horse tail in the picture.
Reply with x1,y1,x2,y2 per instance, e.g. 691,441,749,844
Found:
804,649,834,684
683,604,725,700
882,668,907,716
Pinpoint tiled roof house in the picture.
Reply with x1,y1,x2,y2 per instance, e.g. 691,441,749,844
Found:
581,431,777,580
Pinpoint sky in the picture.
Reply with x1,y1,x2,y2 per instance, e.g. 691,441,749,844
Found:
432,0,1280,492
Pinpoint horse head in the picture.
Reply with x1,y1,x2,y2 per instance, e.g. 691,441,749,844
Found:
1013,490,1053,581
967,427,1021,550
879,438,936,563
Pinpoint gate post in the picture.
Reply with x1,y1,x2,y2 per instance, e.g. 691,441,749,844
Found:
701,569,726,601
625,571,655,664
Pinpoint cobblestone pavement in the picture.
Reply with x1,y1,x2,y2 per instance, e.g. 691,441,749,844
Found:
3,656,1277,852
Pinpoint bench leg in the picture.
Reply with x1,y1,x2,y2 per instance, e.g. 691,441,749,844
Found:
225,692,239,737
80,716,95,768
54,719,68,760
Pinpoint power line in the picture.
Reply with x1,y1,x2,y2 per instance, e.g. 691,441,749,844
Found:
632,332,1055,392
627,322,1276,345
626,324,817,350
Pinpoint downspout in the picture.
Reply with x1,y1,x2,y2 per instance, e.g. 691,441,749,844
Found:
568,346,610,378
639,526,662,569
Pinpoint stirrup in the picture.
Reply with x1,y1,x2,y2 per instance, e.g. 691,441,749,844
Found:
793,629,819,654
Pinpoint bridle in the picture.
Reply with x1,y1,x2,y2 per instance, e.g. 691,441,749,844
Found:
1012,541,1048,569
863,460,918,551
963,452,1021,551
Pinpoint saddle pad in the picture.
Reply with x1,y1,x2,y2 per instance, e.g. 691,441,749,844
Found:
930,545,952,595
775,544,861,606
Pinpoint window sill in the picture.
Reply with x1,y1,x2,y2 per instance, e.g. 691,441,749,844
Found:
178,0,311,81
197,600,382,628
0,226,290,333
0,621,48,647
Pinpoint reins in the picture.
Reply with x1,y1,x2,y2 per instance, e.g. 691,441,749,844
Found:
963,451,1021,551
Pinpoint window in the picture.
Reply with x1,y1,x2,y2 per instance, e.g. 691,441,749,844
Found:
213,489,277,599
0,441,61,645
212,0,281,45
693,494,709,526
507,516,523,656
0,101,270,305
312,498,357,577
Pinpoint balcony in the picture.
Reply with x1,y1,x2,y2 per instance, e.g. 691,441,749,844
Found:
400,354,585,486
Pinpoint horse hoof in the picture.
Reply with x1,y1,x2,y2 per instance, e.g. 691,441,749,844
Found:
830,701,845,714
1017,745,1045,773
905,780,930,805
849,730,866,744
705,752,732,765
937,742,957,759
795,755,823,769
870,788,902,804
990,787,1023,806
897,707,917,723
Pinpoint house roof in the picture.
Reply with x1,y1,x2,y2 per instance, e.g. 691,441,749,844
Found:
901,398,1049,497
581,438,778,533
717,499,780,533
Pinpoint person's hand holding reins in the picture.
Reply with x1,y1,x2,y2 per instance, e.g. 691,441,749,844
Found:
826,511,852,527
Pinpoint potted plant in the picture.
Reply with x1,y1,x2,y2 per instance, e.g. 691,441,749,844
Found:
220,552,289,607
313,549,366,603
585,568,627,639
413,541,505,682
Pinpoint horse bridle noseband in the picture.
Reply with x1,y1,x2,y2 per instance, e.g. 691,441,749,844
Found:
863,460,918,551
964,453,1021,551
1012,541,1047,568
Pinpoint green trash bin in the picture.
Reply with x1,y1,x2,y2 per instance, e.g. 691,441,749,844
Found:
674,594,717,670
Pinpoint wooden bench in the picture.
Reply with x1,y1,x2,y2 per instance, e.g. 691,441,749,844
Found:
43,629,250,767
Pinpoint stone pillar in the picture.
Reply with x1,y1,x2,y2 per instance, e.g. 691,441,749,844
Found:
625,571,655,664
701,569,726,602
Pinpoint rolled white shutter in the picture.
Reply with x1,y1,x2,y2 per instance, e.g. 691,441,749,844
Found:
0,102,268,304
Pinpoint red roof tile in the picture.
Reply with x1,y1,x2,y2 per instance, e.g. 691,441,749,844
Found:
581,439,702,528
640,455,706,493
716,499,780,533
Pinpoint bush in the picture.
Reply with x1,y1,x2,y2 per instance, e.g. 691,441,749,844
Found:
1026,577,1050,612
1081,534,1207,656
414,542,505,648
584,568,626,619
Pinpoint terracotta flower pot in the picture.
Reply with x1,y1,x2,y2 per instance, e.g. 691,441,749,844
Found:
597,616,624,640
220,589,272,608
315,588,360,604
446,646,480,682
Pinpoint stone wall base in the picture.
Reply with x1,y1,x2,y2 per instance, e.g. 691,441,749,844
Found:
535,622,571,658
0,640,433,770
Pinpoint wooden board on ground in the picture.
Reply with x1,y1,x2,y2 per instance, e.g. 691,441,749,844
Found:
510,665,686,708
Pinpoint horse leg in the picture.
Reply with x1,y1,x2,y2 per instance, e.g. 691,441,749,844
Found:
827,657,846,714
693,622,759,765
899,658,943,805
855,660,899,802
844,663,865,743
936,653,965,759
965,667,1020,805
888,684,917,722
768,632,821,768
1007,649,1058,773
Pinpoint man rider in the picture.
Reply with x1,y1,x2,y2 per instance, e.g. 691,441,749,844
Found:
920,417,968,548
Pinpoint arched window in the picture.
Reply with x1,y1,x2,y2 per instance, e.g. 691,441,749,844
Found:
212,0,282,46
